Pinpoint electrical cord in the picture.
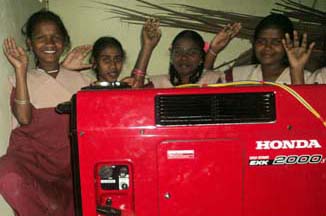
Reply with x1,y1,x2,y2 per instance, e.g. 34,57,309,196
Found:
176,81,326,128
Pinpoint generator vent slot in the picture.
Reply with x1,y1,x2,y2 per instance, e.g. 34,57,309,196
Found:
155,92,275,125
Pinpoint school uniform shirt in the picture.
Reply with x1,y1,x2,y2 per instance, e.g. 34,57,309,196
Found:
226,64,312,84
149,70,225,88
308,67,326,84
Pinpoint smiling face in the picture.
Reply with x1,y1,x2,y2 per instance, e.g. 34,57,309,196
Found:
95,46,123,82
171,38,203,80
254,27,286,67
27,20,65,70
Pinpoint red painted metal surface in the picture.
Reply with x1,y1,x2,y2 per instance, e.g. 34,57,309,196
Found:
74,84,326,216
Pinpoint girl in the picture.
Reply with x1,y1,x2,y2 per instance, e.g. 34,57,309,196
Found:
90,19,161,88
149,30,222,87
91,36,125,82
208,14,315,84
0,10,89,215
132,19,240,88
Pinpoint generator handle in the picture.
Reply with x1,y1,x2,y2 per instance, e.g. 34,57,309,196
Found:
56,101,72,114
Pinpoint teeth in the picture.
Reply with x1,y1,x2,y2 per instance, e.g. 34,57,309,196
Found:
44,50,56,54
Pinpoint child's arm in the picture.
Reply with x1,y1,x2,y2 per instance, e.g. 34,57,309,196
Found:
3,37,31,125
129,18,161,88
282,31,315,84
204,23,241,70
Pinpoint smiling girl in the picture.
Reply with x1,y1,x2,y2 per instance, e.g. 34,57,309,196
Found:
127,19,240,88
223,14,315,84
0,10,89,215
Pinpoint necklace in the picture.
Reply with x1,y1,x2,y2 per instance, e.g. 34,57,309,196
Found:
36,67,60,74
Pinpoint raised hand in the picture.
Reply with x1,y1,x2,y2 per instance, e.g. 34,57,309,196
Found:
3,37,28,73
61,45,92,71
282,31,315,70
130,18,161,88
204,23,241,70
3,37,32,123
209,23,241,54
142,17,161,50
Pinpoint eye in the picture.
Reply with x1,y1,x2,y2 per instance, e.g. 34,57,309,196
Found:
52,35,64,42
113,56,123,63
99,56,111,63
172,49,182,56
33,35,46,41
103,58,112,63
271,39,282,46
255,39,266,45
188,49,201,57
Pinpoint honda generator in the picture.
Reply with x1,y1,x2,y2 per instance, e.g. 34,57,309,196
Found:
70,82,326,216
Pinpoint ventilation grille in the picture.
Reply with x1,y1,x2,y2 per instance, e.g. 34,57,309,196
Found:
155,92,275,125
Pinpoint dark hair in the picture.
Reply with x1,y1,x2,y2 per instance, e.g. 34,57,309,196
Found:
91,36,125,61
22,9,71,50
91,36,125,77
252,13,294,65
169,30,205,86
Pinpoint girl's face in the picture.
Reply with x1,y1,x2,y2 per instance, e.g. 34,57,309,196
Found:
95,46,123,82
27,21,65,69
254,28,286,66
171,38,203,78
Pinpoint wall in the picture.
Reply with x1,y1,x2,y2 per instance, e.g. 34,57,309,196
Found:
0,0,41,214
50,0,325,78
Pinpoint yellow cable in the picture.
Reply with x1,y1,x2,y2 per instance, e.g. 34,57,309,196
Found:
176,81,326,128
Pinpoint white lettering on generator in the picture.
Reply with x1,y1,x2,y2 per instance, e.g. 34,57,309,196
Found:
256,140,321,150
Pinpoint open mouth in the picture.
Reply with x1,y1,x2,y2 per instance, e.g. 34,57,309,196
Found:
44,50,56,54
178,64,191,69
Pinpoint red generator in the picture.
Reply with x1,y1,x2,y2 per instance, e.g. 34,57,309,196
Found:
70,84,326,216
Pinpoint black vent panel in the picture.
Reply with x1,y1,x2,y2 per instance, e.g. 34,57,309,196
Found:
155,92,275,125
